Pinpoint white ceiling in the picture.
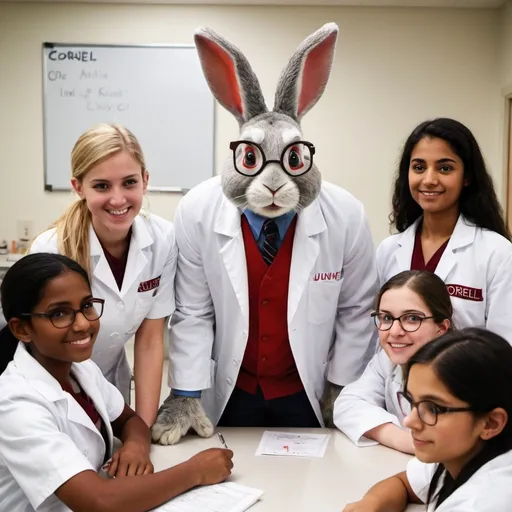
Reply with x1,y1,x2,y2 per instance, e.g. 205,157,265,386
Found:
0,0,506,7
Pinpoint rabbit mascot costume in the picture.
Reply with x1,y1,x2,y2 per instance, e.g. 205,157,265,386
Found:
151,23,378,444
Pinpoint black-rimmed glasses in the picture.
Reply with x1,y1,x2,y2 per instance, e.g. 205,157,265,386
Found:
371,312,434,333
229,140,315,177
397,391,475,426
21,298,105,329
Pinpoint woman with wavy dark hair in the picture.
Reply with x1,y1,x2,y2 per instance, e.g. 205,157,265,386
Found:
377,118,512,342
343,327,512,511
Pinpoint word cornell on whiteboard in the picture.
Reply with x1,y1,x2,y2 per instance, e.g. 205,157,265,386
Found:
42,42,215,192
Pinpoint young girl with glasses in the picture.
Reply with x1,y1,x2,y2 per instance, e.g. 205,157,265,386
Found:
343,327,512,511
0,253,233,512
334,270,451,453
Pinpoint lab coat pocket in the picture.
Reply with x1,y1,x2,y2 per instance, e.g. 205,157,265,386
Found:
307,281,340,324
125,296,155,335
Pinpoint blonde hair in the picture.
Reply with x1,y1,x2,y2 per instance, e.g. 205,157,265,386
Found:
35,123,146,275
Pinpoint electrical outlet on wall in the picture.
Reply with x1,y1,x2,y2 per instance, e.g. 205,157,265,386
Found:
17,220,34,241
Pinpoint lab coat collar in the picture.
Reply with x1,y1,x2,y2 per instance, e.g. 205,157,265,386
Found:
394,214,476,275
397,214,476,250
445,214,477,250
90,215,154,256
287,199,327,322
13,342,66,403
392,363,404,386
213,192,327,328
214,194,327,238
90,215,154,296
12,342,113,450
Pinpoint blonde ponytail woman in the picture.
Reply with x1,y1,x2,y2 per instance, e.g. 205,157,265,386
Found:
30,124,177,427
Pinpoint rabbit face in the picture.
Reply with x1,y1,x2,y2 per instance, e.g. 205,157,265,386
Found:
221,113,321,218
194,23,338,218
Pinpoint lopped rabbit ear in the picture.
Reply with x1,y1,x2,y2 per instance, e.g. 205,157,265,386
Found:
273,22,339,122
194,27,268,125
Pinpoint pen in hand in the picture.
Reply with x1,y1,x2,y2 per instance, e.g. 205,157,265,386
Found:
217,431,229,449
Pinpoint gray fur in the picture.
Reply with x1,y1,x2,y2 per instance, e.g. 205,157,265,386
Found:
320,382,343,428
151,25,339,444
194,23,338,217
194,27,268,125
151,395,214,445
274,22,338,121
221,112,321,215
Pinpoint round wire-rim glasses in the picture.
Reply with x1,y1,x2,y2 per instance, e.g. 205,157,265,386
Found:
229,139,315,178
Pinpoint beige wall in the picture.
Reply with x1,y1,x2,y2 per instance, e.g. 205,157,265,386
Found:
498,0,512,213
500,0,512,89
0,2,503,246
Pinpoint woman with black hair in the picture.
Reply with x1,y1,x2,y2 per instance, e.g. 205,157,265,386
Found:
0,253,232,512
377,118,512,342
343,327,512,511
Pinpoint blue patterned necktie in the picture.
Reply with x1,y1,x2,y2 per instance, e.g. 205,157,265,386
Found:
261,219,279,266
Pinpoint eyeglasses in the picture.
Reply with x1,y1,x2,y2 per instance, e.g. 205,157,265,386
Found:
397,391,475,426
229,140,315,178
371,312,434,333
21,298,105,329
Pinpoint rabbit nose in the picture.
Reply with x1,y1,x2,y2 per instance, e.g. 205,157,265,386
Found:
263,184,284,194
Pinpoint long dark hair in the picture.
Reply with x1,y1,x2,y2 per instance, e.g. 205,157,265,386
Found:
389,118,510,240
404,328,512,508
0,253,91,374
376,270,453,326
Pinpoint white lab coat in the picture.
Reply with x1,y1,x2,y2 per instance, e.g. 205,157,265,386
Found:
0,342,125,512
407,450,512,511
30,214,177,401
168,176,379,426
333,349,406,446
377,215,512,342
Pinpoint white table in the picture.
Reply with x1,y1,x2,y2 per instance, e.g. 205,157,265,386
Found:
150,427,423,511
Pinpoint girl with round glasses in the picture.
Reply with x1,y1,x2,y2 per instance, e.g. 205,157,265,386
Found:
0,254,233,511
343,328,512,511
334,270,451,453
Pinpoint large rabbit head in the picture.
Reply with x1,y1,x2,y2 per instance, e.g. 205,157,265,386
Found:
194,23,338,218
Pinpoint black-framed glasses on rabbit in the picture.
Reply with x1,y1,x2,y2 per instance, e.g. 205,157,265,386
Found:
21,298,105,329
397,391,476,426
229,140,316,177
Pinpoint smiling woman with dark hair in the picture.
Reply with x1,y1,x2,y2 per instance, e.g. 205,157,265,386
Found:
377,118,512,343
334,270,452,454
0,253,233,512
343,327,512,511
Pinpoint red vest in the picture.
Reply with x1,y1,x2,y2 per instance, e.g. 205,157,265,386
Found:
236,216,304,400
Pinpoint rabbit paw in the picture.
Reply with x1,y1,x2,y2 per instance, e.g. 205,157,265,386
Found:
151,395,214,445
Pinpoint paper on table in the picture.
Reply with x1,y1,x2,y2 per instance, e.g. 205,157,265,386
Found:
150,481,264,512
255,431,330,458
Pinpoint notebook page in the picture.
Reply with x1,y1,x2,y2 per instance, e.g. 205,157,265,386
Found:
151,481,264,512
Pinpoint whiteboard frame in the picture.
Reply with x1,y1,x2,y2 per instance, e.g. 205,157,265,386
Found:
42,42,216,193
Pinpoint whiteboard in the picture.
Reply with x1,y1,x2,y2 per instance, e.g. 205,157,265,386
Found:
42,43,215,192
